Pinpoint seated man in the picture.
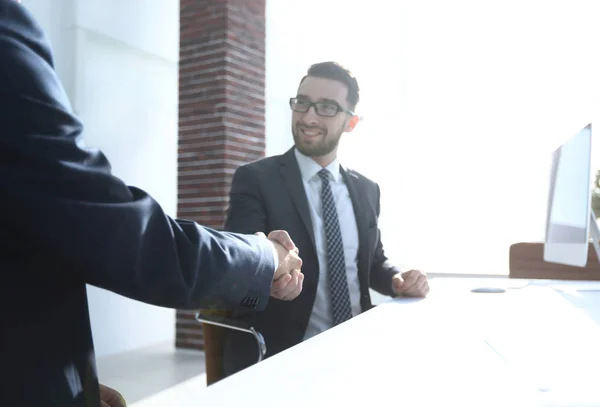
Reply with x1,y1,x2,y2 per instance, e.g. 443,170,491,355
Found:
222,61,429,377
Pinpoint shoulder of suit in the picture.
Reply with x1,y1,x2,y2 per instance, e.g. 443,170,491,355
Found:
235,154,283,175
343,166,379,189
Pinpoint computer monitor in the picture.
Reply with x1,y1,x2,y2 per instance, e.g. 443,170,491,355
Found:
544,123,600,267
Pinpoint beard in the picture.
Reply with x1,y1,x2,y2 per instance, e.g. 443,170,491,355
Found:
292,122,344,157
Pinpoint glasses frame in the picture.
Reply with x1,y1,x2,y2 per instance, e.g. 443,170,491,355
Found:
289,97,355,117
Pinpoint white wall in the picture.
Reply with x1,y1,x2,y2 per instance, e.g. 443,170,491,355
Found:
265,2,361,157
264,2,298,156
25,0,179,358
266,1,600,278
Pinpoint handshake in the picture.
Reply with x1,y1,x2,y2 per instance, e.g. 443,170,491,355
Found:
256,230,304,301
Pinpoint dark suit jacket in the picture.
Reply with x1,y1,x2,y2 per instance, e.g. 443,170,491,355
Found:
222,147,400,377
0,2,276,405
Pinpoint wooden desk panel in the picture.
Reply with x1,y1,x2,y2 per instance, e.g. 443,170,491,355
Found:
509,242,600,280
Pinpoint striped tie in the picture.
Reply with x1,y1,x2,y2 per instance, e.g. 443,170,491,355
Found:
318,169,353,325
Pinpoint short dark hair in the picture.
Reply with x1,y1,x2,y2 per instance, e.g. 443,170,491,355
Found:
300,61,360,111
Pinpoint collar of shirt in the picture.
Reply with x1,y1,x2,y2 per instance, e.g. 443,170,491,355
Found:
294,147,342,184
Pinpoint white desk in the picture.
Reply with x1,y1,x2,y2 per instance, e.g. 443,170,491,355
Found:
191,278,600,407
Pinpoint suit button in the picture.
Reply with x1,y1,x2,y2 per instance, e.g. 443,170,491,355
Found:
240,296,260,308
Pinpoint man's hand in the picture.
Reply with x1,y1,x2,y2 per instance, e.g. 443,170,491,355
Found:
99,384,126,407
392,270,429,297
255,230,303,301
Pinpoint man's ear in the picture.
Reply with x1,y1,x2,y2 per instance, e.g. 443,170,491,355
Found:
345,115,360,132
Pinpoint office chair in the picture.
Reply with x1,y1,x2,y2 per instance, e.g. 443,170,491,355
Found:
195,310,266,385
509,242,600,280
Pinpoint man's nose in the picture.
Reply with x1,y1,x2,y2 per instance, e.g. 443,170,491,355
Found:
301,105,320,124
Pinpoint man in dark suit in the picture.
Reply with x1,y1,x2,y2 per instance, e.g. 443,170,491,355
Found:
0,1,304,406
222,61,430,377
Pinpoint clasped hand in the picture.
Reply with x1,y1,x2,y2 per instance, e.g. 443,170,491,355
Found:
256,230,304,301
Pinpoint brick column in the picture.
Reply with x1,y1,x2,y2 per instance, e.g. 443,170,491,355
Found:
176,0,266,350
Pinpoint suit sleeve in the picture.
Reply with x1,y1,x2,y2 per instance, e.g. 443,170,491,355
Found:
224,164,269,235
369,183,402,297
0,1,275,311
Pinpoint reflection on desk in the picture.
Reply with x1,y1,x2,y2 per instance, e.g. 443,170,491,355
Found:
192,278,600,407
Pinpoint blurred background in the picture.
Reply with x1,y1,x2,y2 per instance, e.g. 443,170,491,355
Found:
24,0,600,404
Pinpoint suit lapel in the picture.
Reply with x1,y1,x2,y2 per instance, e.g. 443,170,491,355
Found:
341,167,370,283
279,148,316,249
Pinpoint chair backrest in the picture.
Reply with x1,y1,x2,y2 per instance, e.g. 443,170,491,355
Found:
199,310,232,386
509,242,600,280
202,323,228,385
198,310,266,386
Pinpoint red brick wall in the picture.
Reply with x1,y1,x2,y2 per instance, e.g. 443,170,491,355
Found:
176,0,266,350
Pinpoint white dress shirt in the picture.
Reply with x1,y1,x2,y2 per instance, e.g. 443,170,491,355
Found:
294,149,362,340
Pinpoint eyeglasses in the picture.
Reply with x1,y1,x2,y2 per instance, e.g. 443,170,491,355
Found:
289,97,354,117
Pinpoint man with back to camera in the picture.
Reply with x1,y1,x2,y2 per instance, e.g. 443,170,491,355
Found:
0,1,304,405
222,61,430,377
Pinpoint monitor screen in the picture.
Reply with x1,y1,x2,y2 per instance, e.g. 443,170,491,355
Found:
544,123,592,267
